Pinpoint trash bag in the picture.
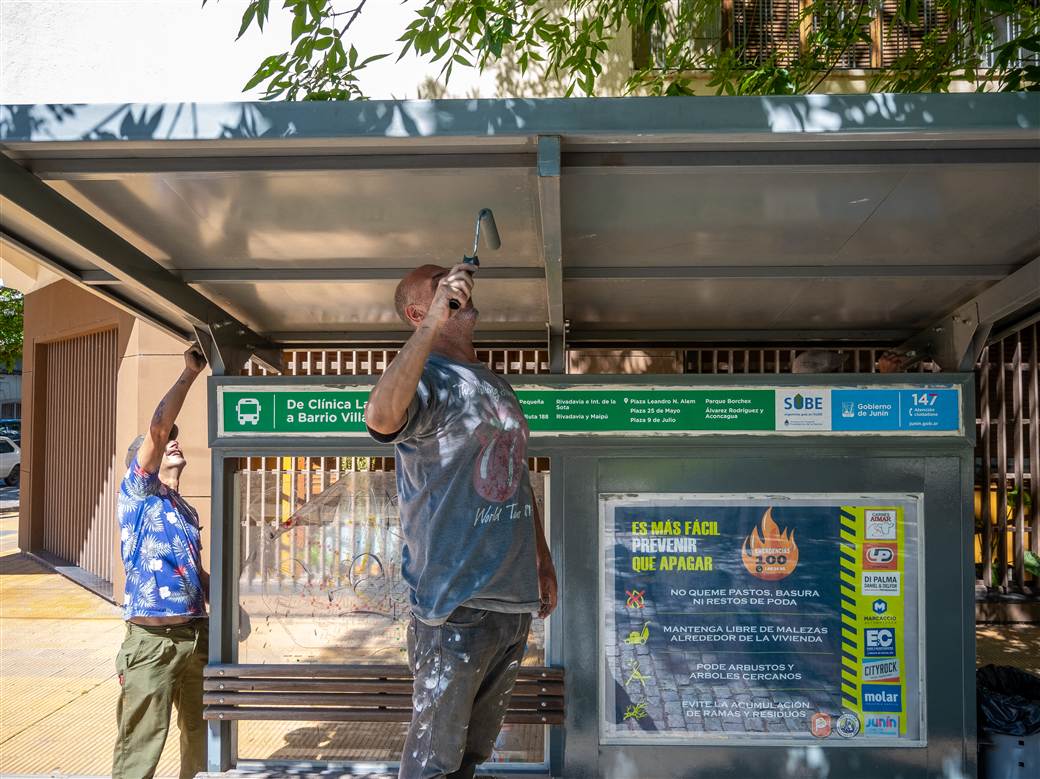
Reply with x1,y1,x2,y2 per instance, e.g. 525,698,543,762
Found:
977,664,1040,736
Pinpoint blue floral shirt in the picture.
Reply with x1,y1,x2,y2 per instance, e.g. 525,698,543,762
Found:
118,457,206,620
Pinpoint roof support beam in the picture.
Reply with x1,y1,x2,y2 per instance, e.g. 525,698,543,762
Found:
0,229,190,342
900,256,1040,371
537,136,566,373
25,148,1040,181
0,154,283,374
264,328,913,347
79,264,1017,285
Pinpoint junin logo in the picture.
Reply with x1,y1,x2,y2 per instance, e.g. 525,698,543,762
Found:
864,714,900,736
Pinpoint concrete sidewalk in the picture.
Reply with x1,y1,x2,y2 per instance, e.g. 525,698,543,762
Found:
0,510,186,778
2,505,1039,777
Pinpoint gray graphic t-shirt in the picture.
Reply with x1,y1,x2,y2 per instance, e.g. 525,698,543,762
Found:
368,353,540,625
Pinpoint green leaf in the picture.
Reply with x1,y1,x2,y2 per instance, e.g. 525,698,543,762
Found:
453,53,472,67
237,3,257,40
291,8,307,41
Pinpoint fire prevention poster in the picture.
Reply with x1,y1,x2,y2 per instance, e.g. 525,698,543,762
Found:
600,495,923,745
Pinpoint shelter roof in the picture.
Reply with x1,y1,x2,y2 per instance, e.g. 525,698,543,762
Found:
2,94,1038,368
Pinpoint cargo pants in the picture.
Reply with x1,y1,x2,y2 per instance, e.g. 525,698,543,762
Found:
112,619,208,779
399,606,532,779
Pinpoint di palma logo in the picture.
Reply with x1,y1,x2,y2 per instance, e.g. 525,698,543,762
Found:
741,508,799,581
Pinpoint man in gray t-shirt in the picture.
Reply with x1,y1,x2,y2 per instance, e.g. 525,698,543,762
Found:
366,263,557,779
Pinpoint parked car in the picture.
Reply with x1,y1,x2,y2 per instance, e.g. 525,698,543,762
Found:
0,418,19,445
0,435,19,486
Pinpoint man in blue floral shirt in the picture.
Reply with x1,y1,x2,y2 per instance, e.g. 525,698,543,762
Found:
112,346,210,779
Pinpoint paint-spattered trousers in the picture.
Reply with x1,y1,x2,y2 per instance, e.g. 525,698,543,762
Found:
400,607,532,779
111,620,208,779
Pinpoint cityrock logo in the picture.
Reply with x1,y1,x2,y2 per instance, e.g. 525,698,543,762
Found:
862,684,902,712
864,628,896,657
741,508,799,581
863,543,898,571
862,659,900,683
864,715,900,736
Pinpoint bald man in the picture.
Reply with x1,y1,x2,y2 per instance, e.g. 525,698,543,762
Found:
366,263,557,779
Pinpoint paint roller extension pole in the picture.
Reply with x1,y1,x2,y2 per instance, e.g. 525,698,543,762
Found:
449,208,501,311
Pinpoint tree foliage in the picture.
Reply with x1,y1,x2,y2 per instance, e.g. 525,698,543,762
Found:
206,0,1040,98
0,288,23,372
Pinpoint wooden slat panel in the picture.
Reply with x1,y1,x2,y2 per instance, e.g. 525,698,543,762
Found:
41,329,118,584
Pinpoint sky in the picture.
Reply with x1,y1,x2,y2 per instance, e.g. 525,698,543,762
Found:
0,0,499,103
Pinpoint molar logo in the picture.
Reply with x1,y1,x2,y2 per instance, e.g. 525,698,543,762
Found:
741,508,799,581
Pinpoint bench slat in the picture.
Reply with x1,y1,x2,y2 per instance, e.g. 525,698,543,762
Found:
204,664,564,682
203,706,565,725
203,692,563,710
202,678,564,697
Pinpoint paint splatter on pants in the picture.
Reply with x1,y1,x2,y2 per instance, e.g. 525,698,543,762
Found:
400,607,532,779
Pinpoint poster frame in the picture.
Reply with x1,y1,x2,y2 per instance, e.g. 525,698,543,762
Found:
597,492,928,748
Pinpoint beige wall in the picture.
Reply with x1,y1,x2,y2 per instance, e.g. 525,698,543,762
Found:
20,280,211,601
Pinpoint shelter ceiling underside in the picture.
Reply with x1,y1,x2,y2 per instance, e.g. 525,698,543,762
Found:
2,95,1038,350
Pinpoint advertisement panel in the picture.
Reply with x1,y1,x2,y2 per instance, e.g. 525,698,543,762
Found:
600,495,923,745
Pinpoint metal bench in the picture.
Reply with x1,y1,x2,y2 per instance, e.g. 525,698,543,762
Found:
203,664,565,725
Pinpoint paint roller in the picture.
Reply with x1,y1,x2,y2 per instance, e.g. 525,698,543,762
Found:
449,208,501,310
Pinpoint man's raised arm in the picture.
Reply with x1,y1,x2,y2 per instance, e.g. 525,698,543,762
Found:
136,347,206,473
365,263,473,435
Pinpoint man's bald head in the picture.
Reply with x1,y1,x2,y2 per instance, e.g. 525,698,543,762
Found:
394,264,444,325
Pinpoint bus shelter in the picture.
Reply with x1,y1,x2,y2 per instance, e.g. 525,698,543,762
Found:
2,93,1039,778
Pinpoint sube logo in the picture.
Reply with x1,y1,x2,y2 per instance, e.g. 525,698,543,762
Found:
784,394,824,410
864,628,896,657
863,543,898,570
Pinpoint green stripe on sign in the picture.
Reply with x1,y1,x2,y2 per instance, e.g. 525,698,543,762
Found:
516,389,774,432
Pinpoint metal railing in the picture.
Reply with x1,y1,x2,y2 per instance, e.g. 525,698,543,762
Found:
977,319,1039,594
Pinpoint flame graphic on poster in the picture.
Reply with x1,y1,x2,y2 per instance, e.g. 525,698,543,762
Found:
741,508,799,580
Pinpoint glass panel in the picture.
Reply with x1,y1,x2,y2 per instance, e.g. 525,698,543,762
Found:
235,463,547,764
